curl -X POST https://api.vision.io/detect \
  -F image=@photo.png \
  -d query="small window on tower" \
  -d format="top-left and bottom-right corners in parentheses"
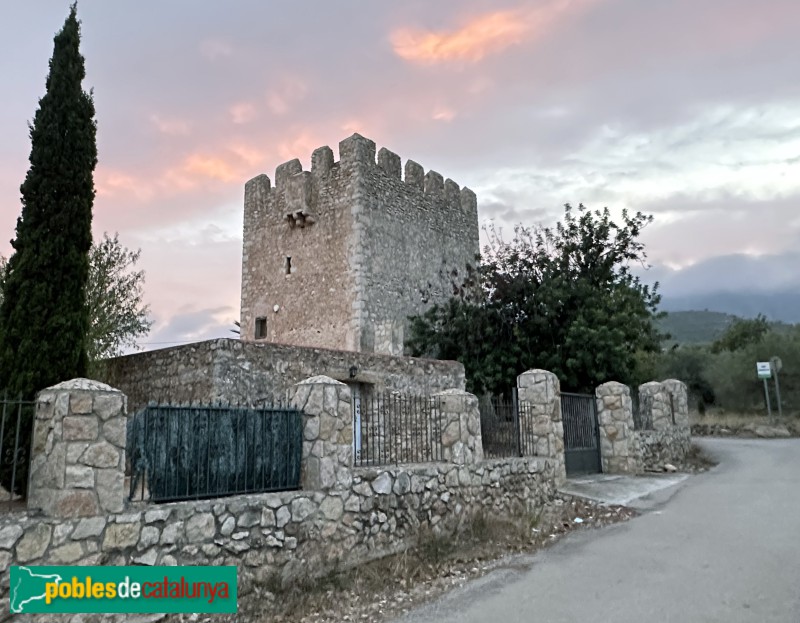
top-left (285, 256), bottom-right (292, 275)
top-left (255, 317), bottom-right (267, 339)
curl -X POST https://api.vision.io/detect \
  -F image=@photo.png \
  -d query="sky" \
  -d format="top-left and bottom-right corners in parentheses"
top-left (1, 0), bottom-right (799, 352)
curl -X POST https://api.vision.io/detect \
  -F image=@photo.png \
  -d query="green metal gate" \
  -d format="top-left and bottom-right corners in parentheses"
top-left (561, 392), bottom-right (602, 475)
top-left (128, 403), bottom-right (303, 503)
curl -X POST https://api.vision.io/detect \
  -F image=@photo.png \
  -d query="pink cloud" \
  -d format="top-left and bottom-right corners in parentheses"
top-left (96, 142), bottom-right (269, 207)
top-left (432, 106), bottom-right (457, 122)
top-left (150, 114), bottom-right (191, 136)
top-left (95, 168), bottom-right (155, 201)
top-left (266, 78), bottom-right (308, 116)
top-left (390, 1), bottom-right (598, 65)
top-left (229, 101), bottom-right (257, 125)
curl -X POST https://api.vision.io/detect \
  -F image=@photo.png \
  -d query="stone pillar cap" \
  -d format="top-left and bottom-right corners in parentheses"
top-left (43, 378), bottom-right (120, 392)
top-left (432, 388), bottom-right (471, 396)
top-left (295, 375), bottom-right (345, 386)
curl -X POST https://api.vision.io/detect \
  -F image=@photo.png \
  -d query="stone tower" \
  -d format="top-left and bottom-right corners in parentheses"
top-left (240, 133), bottom-right (480, 355)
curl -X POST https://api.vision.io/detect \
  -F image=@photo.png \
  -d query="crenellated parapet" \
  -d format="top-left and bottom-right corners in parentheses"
top-left (243, 133), bottom-right (478, 221)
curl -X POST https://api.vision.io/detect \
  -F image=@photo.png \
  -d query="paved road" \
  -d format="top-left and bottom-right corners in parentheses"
top-left (391, 438), bottom-right (800, 623)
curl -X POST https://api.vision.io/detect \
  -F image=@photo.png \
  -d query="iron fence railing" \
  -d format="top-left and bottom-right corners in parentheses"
top-left (127, 402), bottom-right (303, 503)
top-left (353, 393), bottom-right (444, 466)
top-left (0, 393), bottom-right (35, 510)
top-left (478, 390), bottom-right (537, 459)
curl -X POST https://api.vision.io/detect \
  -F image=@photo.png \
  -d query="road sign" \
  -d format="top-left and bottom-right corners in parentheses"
top-left (757, 362), bottom-right (771, 379)
top-left (770, 356), bottom-right (782, 373)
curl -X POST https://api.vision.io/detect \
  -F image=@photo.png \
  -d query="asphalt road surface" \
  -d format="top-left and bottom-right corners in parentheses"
top-left (391, 438), bottom-right (800, 623)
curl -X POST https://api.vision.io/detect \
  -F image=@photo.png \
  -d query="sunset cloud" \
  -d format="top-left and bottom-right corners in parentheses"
top-left (266, 78), bottom-right (308, 116)
top-left (391, 1), bottom-right (597, 64)
top-left (3, 0), bottom-right (800, 348)
top-left (96, 142), bottom-right (268, 203)
top-left (229, 101), bottom-right (257, 124)
top-left (150, 114), bottom-right (191, 136)
top-left (95, 168), bottom-right (154, 201)
top-left (432, 107), bottom-right (457, 122)
top-left (167, 143), bottom-right (269, 189)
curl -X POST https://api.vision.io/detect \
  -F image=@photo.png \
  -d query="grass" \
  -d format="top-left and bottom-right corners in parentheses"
top-left (690, 409), bottom-right (800, 436)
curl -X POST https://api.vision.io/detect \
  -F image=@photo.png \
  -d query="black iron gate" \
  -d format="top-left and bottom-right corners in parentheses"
top-left (478, 389), bottom-right (536, 458)
top-left (561, 392), bottom-right (601, 475)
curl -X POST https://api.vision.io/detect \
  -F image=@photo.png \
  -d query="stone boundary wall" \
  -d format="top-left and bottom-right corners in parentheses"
top-left (2, 457), bottom-right (557, 608)
top-left (594, 379), bottom-right (691, 473)
top-left (636, 427), bottom-right (691, 470)
top-left (97, 338), bottom-right (465, 410)
top-left (0, 376), bottom-right (558, 618)
top-left (634, 379), bottom-right (691, 470)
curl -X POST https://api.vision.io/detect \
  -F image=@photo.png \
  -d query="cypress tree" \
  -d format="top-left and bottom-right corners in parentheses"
top-left (0, 4), bottom-right (96, 493)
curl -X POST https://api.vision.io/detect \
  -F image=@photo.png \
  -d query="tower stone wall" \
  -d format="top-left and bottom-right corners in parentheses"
top-left (240, 133), bottom-right (480, 355)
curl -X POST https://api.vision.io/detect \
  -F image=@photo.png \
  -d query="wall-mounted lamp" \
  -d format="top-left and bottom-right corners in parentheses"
top-left (349, 365), bottom-right (358, 379)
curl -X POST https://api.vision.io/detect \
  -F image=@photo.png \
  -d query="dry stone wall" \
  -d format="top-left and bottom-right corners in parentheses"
top-left (593, 380), bottom-right (691, 474)
top-left (1, 376), bottom-right (558, 620)
top-left (3, 457), bottom-right (556, 613)
top-left (97, 338), bottom-right (465, 411)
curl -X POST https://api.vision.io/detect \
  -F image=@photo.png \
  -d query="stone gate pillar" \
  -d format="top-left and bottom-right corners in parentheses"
top-left (596, 382), bottom-right (640, 474)
top-left (639, 381), bottom-right (673, 430)
top-left (517, 369), bottom-right (566, 483)
top-left (432, 389), bottom-right (483, 465)
top-left (661, 379), bottom-right (690, 428)
top-left (28, 379), bottom-right (127, 517)
top-left (289, 376), bottom-right (353, 491)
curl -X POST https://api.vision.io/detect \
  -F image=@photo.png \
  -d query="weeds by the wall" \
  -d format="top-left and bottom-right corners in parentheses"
top-left (246, 499), bottom-right (632, 623)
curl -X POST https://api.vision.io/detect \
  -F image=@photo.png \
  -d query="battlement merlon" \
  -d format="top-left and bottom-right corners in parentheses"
top-left (243, 132), bottom-right (479, 214)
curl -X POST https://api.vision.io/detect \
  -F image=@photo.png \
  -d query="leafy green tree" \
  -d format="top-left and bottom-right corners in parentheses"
top-left (0, 4), bottom-right (96, 493)
top-left (710, 314), bottom-right (770, 354)
top-left (86, 234), bottom-right (152, 362)
top-left (407, 204), bottom-right (664, 393)
top-left (706, 327), bottom-right (800, 413)
top-left (0, 235), bottom-right (152, 365)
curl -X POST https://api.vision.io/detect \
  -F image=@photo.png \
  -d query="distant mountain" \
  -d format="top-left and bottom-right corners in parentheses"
top-left (659, 292), bottom-right (800, 324)
top-left (655, 311), bottom-right (737, 345)
top-left (655, 309), bottom-right (797, 345)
